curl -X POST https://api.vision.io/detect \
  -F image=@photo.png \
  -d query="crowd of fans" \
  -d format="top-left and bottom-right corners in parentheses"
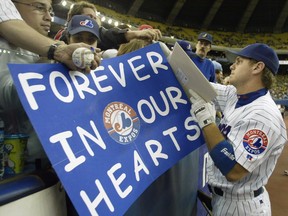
top-left (96, 4), bottom-right (288, 51)
top-left (271, 75), bottom-right (288, 99)
top-left (94, 4), bottom-right (288, 100)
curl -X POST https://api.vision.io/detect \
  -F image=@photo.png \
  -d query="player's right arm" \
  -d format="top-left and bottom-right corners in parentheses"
top-left (189, 88), bottom-right (249, 182)
top-left (201, 123), bottom-right (249, 182)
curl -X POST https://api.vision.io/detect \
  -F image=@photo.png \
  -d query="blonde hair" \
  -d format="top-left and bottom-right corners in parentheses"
top-left (261, 67), bottom-right (275, 89)
top-left (249, 59), bottom-right (275, 89)
top-left (117, 39), bottom-right (150, 56)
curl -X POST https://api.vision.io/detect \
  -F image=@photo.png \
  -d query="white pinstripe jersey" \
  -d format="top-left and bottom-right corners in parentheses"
top-left (0, 0), bottom-right (22, 23)
top-left (207, 83), bottom-right (287, 196)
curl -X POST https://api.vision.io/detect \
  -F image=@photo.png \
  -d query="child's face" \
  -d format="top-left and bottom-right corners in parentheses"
top-left (69, 32), bottom-right (98, 47)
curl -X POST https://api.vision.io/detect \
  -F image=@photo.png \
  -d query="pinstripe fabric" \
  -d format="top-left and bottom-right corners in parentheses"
top-left (207, 83), bottom-right (287, 216)
top-left (211, 188), bottom-right (271, 216)
top-left (0, 0), bottom-right (22, 23)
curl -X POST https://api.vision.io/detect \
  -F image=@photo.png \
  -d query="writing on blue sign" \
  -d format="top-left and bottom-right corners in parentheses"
top-left (11, 44), bottom-right (203, 215)
top-left (18, 51), bottom-right (167, 110)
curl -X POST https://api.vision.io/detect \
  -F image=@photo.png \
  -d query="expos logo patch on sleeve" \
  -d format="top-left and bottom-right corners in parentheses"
top-left (243, 129), bottom-right (268, 155)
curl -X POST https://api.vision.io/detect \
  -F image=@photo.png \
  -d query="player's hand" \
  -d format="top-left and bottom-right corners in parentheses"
top-left (189, 89), bottom-right (216, 129)
top-left (54, 43), bottom-right (101, 72)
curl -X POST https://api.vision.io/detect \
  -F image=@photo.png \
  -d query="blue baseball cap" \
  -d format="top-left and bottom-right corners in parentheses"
top-left (67, 15), bottom-right (99, 39)
top-left (198, 32), bottom-right (213, 44)
top-left (228, 43), bottom-right (279, 75)
top-left (176, 40), bottom-right (197, 58)
top-left (212, 60), bottom-right (223, 71)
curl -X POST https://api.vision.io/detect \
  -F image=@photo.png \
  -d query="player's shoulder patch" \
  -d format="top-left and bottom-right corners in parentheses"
top-left (242, 129), bottom-right (268, 155)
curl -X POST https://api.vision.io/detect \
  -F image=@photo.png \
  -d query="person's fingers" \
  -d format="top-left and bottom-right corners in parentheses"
top-left (95, 53), bottom-right (101, 66)
top-left (89, 60), bottom-right (98, 71)
top-left (153, 29), bottom-right (162, 40)
top-left (90, 61), bottom-right (97, 71)
top-left (87, 52), bottom-right (101, 71)
top-left (95, 47), bottom-right (101, 53)
top-left (82, 46), bottom-right (101, 72)
top-left (84, 66), bottom-right (91, 74)
top-left (140, 29), bottom-right (160, 41)
top-left (146, 29), bottom-right (161, 41)
top-left (149, 30), bottom-right (157, 40)
top-left (55, 43), bottom-right (101, 72)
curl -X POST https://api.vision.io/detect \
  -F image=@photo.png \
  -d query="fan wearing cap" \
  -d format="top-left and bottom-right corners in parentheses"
top-left (189, 43), bottom-right (286, 215)
top-left (176, 40), bottom-right (196, 59)
top-left (212, 60), bottom-right (224, 84)
top-left (176, 32), bottom-right (215, 82)
top-left (65, 15), bottom-right (99, 47)
top-left (194, 32), bottom-right (215, 82)
top-left (138, 24), bottom-right (153, 30)
top-left (54, 1), bottom-right (162, 51)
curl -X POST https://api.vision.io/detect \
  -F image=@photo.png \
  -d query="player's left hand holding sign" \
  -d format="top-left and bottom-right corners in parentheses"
top-left (189, 89), bottom-right (216, 129)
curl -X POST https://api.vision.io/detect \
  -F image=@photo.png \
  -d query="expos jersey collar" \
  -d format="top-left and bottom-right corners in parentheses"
top-left (235, 88), bottom-right (268, 108)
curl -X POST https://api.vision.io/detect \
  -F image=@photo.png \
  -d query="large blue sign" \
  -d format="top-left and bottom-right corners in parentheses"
top-left (9, 43), bottom-right (205, 215)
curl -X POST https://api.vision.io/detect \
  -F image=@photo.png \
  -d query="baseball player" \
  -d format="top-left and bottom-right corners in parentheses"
top-left (189, 43), bottom-right (287, 216)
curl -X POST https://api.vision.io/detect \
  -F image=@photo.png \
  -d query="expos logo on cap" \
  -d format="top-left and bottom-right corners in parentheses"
top-left (67, 15), bottom-right (100, 38)
top-left (198, 32), bottom-right (213, 44)
top-left (80, 19), bottom-right (94, 29)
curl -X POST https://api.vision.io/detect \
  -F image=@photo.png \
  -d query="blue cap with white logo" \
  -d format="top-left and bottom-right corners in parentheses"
top-left (67, 15), bottom-right (99, 39)
top-left (228, 43), bottom-right (279, 75)
top-left (198, 32), bottom-right (213, 44)
top-left (176, 40), bottom-right (197, 59)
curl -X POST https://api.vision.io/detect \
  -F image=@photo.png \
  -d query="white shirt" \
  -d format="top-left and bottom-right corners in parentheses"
top-left (0, 38), bottom-right (48, 164)
top-left (207, 83), bottom-right (287, 195)
top-left (0, 0), bottom-right (22, 23)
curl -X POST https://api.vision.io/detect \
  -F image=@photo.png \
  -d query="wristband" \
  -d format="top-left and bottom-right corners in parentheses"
top-left (209, 140), bottom-right (237, 176)
top-left (47, 43), bottom-right (61, 60)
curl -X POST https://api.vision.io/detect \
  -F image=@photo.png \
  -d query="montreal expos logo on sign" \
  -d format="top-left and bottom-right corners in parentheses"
top-left (103, 102), bottom-right (140, 144)
top-left (243, 129), bottom-right (268, 155)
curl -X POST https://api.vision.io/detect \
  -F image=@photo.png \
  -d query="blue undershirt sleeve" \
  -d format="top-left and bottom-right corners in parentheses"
top-left (209, 140), bottom-right (237, 176)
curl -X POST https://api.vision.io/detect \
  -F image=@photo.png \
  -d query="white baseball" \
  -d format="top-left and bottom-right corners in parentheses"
top-left (72, 47), bottom-right (94, 69)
